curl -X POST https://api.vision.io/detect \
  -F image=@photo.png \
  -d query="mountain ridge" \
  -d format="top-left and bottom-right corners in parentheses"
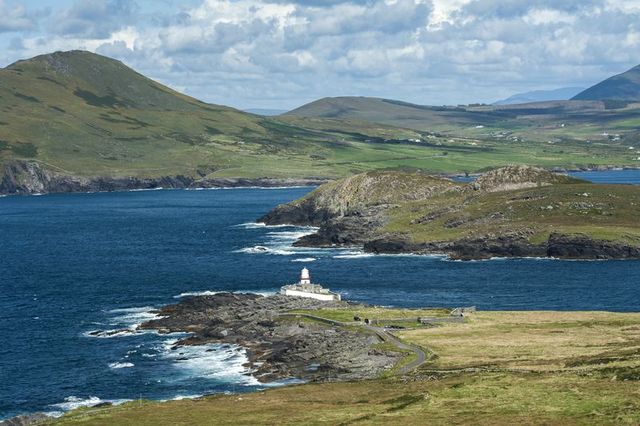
top-left (573, 64), bottom-right (640, 101)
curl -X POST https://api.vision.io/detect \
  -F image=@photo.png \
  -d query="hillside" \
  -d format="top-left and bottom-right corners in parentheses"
top-left (1, 51), bottom-right (639, 195)
top-left (285, 96), bottom-right (640, 153)
top-left (0, 50), bottom-right (432, 193)
top-left (260, 166), bottom-right (640, 260)
top-left (573, 64), bottom-right (640, 102)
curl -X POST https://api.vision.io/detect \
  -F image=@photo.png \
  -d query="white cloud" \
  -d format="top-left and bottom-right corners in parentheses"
top-left (3, 0), bottom-right (640, 109)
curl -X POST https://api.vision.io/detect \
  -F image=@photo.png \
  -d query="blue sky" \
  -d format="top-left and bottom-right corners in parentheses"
top-left (1, 0), bottom-right (640, 109)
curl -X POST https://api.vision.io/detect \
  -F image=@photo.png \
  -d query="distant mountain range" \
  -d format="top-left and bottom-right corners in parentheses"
top-left (494, 87), bottom-right (585, 105)
top-left (573, 64), bottom-right (640, 102)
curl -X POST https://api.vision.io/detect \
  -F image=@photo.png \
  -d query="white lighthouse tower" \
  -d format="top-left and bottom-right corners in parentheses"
top-left (300, 267), bottom-right (311, 284)
top-left (280, 268), bottom-right (341, 301)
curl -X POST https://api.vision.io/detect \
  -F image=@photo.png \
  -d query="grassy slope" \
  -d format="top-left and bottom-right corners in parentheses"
top-left (384, 181), bottom-right (640, 245)
top-left (1, 51), bottom-right (639, 181)
top-left (49, 310), bottom-right (640, 425)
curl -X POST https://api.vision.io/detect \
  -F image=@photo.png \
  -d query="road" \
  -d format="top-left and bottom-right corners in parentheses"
top-left (278, 312), bottom-right (428, 375)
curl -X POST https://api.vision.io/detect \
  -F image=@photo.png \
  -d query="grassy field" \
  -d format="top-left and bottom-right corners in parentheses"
top-left (47, 310), bottom-right (640, 425)
top-left (2, 52), bottom-right (639, 182)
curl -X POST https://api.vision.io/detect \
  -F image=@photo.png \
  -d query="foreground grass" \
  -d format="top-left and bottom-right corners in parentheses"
top-left (47, 311), bottom-right (640, 425)
top-left (49, 373), bottom-right (640, 425)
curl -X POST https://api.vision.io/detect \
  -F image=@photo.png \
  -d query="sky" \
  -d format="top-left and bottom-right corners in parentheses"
top-left (1, 0), bottom-right (640, 110)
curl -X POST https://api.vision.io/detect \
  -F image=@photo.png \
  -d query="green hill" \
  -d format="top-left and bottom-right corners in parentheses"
top-left (573, 64), bottom-right (640, 102)
top-left (0, 50), bottom-right (342, 180)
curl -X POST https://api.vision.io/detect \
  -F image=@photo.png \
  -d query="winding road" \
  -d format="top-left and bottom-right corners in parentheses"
top-left (278, 312), bottom-right (429, 375)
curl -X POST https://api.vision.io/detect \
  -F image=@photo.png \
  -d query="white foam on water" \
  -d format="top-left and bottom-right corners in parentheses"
top-left (173, 290), bottom-right (275, 298)
top-left (48, 396), bottom-right (132, 416)
top-left (128, 187), bottom-right (164, 192)
top-left (333, 251), bottom-right (375, 259)
top-left (161, 340), bottom-right (260, 386)
top-left (83, 329), bottom-right (140, 339)
top-left (84, 306), bottom-right (168, 338)
top-left (291, 257), bottom-right (316, 262)
top-left (108, 306), bottom-right (165, 328)
top-left (109, 362), bottom-right (134, 369)
top-left (233, 222), bottom-right (292, 229)
top-left (266, 230), bottom-right (316, 240)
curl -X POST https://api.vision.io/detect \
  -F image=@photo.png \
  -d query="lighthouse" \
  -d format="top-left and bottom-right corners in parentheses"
top-left (300, 267), bottom-right (311, 284)
top-left (280, 268), bottom-right (341, 301)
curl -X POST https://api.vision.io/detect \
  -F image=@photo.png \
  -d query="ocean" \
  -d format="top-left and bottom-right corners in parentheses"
top-left (1, 170), bottom-right (639, 419)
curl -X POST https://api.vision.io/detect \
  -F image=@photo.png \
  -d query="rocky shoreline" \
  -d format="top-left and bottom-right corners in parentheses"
top-left (0, 160), bottom-right (328, 196)
top-left (138, 293), bottom-right (400, 383)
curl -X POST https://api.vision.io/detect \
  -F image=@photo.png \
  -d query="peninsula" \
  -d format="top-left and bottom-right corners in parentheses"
top-left (35, 295), bottom-right (640, 425)
top-left (259, 165), bottom-right (640, 260)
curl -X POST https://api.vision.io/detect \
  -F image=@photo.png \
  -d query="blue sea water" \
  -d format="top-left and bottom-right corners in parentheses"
top-left (1, 170), bottom-right (639, 419)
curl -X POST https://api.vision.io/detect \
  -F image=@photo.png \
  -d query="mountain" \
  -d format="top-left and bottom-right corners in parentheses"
top-left (493, 87), bottom-right (584, 105)
top-left (0, 50), bottom-right (300, 177)
top-left (572, 64), bottom-right (640, 101)
top-left (284, 96), bottom-right (504, 131)
top-left (0, 50), bottom-right (428, 193)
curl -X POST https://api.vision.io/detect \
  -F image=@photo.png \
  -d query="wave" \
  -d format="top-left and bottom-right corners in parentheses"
top-left (333, 251), bottom-right (375, 259)
top-left (161, 340), bottom-right (260, 386)
top-left (174, 290), bottom-right (275, 298)
top-left (291, 257), bottom-right (316, 262)
top-left (234, 246), bottom-right (303, 256)
top-left (109, 362), bottom-right (134, 369)
top-left (233, 222), bottom-right (292, 229)
top-left (108, 306), bottom-right (165, 328)
top-left (266, 230), bottom-right (317, 240)
top-left (83, 329), bottom-right (140, 339)
top-left (128, 187), bottom-right (164, 192)
top-left (48, 396), bottom-right (132, 416)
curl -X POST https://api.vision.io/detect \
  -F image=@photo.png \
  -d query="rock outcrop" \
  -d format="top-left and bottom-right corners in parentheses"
top-left (139, 293), bottom-right (400, 383)
top-left (471, 165), bottom-right (583, 193)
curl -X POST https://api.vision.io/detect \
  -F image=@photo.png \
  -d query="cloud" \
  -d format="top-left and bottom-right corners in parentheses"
top-left (3, 0), bottom-right (640, 108)
top-left (51, 0), bottom-right (139, 38)
top-left (0, 0), bottom-right (43, 33)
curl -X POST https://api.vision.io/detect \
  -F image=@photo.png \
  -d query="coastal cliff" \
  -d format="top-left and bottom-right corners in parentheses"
top-left (0, 161), bottom-right (327, 195)
top-left (259, 166), bottom-right (640, 260)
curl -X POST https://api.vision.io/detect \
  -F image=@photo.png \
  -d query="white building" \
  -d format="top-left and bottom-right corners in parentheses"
top-left (280, 268), bottom-right (341, 301)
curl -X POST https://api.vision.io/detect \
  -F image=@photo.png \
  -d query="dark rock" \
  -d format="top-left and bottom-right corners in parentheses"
top-left (0, 413), bottom-right (51, 426)
top-left (139, 293), bottom-right (400, 383)
top-left (547, 232), bottom-right (640, 259)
